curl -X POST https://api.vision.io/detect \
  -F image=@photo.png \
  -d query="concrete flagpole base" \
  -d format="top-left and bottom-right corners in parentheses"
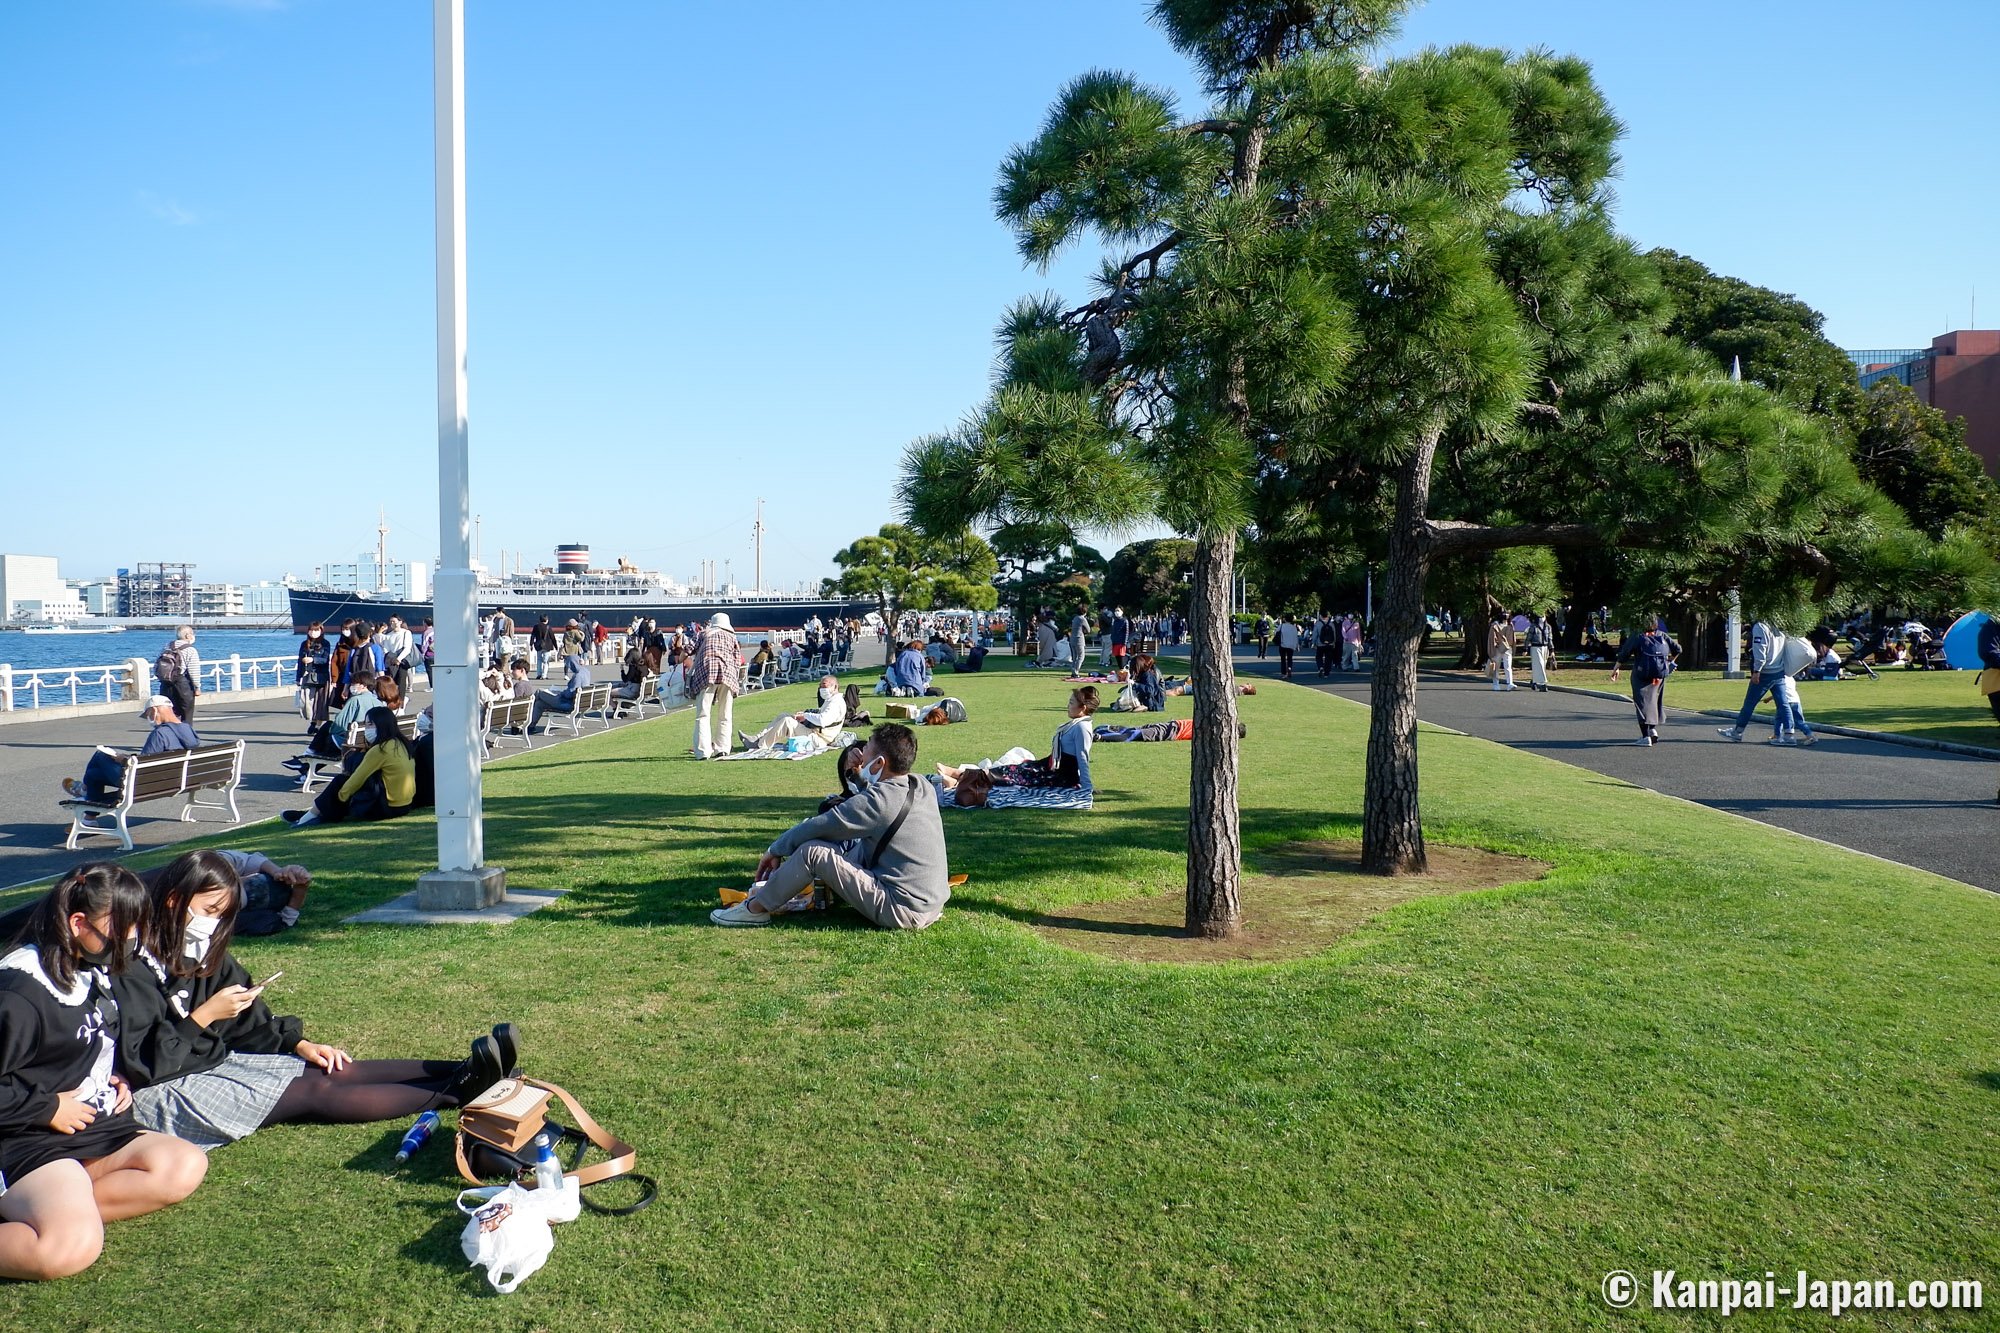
top-left (416, 864), bottom-right (508, 911)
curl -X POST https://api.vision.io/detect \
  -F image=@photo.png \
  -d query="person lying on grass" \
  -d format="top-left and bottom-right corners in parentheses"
top-left (139, 850), bottom-right (309, 937)
top-left (925, 768), bottom-right (991, 808)
top-left (1096, 718), bottom-right (1248, 742)
top-left (0, 864), bottom-right (207, 1282)
top-left (110, 851), bottom-right (513, 1152)
top-left (936, 687), bottom-right (1098, 792)
top-left (711, 723), bottom-right (951, 931)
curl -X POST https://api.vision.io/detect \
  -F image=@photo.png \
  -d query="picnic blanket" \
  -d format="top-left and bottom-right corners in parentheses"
top-left (949, 785), bottom-right (1095, 811)
top-left (715, 730), bottom-right (858, 761)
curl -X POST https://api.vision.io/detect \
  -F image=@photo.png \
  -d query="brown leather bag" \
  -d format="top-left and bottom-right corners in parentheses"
top-left (454, 1077), bottom-right (647, 1208)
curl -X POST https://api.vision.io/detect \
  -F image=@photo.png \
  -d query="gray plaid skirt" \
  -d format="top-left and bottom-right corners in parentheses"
top-left (131, 1053), bottom-right (307, 1150)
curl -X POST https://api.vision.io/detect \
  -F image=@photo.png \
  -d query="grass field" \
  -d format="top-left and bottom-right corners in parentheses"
top-left (2, 659), bottom-right (1997, 1329)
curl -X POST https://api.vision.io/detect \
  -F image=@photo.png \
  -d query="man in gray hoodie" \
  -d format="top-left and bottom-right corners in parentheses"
top-left (1718, 618), bottom-right (1786, 741)
top-left (710, 723), bottom-right (951, 930)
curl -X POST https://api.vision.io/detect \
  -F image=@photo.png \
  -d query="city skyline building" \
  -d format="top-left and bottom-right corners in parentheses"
top-left (0, 554), bottom-right (86, 623)
top-left (1848, 330), bottom-right (2000, 475)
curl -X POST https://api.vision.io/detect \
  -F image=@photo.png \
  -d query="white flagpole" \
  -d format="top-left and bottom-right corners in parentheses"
top-left (1723, 355), bottom-right (1744, 679)
top-left (419, 0), bottom-right (504, 909)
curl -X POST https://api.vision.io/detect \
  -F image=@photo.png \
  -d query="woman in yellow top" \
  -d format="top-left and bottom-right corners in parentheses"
top-left (284, 707), bottom-right (414, 827)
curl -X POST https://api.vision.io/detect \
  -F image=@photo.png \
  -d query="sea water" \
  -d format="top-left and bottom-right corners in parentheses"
top-left (0, 630), bottom-right (303, 708)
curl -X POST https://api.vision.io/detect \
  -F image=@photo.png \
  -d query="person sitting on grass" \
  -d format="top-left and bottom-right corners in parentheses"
top-left (888, 639), bottom-right (933, 697)
top-left (61, 695), bottom-right (199, 804)
top-left (283, 708), bottom-right (413, 827)
top-left (0, 863), bottom-right (208, 1282)
top-left (529, 654), bottom-right (592, 733)
top-left (1130, 654), bottom-right (1165, 711)
top-left (740, 674), bottom-right (847, 752)
top-left (111, 851), bottom-right (512, 1153)
top-left (938, 686), bottom-right (1099, 792)
top-left (710, 723), bottom-right (951, 931)
top-left (138, 851), bottom-right (310, 937)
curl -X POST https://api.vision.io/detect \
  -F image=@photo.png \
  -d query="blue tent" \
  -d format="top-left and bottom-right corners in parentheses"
top-left (1942, 610), bottom-right (1992, 670)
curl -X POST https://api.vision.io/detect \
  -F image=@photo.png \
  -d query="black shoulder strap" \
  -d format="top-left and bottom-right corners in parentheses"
top-left (868, 777), bottom-right (921, 870)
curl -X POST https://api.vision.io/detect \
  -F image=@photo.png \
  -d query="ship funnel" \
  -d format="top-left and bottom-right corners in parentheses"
top-left (555, 544), bottom-right (589, 576)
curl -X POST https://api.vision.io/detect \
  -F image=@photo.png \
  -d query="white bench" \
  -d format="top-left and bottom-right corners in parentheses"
top-left (61, 740), bottom-right (246, 852)
top-left (564, 681), bottom-right (618, 734)
top-left (293, 714), bottom-right (420, 792)
top-left (613, 673), bottom-right (661, 720)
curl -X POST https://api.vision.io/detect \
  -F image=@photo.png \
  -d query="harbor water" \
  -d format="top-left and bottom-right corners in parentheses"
top-left (0, 629), bottom-right (301, 710)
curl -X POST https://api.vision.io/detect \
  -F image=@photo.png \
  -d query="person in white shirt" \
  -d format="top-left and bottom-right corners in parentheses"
top-left (380, 616), bottom-right (416, 700)
top-left (740, 675), bottom-right (848, 751)
top-left (1275, 616), bottom-right (1302, 680)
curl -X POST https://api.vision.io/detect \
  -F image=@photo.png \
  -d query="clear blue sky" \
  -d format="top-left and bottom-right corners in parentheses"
top-left (2, 1), bottom-right (1994, 587)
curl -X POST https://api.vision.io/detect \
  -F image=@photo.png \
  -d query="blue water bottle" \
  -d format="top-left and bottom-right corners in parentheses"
top-left (394, 1109), bottom-right (441, 1163)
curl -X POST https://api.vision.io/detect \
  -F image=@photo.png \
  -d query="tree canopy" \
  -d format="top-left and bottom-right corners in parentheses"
top-left (1103, 538), bottom-right (1198, 613)
top-left (824, 524), bottom-right (999, 620)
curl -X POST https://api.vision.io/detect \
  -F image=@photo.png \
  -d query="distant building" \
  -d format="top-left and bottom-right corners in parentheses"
top-left (1847, 331), bottom-right (2000, 475)
top-left (118, 563), bottom-right (197, 618)
top-left (1, 555), bottom-right (86, 623)
top-left (319, 553), bottom-right (430, 602)
top-left (68, 579), bottom-right (119, 615)
top-left (240, 579), bottom-right (297, 618)
top-left (193, 583), bottom-right (244, 617)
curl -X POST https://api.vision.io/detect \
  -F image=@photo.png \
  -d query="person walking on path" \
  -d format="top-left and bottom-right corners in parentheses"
top-left (1717, 617), bottom-right (1788, 742)
top-left (690, 612), bottom-right (744, 759)
top-left (1618, 619), bottom-right (1681, 745)
top-left (1255, 614), bottom-right (1272, 660)
top-left (1979, 614), bottom-right (2000, 728)
top-left (155, 627), bottom-right (200, 725)
top-left (1275, 615), bottom-right (1301, 680)
top-left (1525, 612), bottom-right (1554, 692)
top-left (1341, 613), bottom-right (1363, 671)
top-left (1487, 613), bottom-right (1517, 692)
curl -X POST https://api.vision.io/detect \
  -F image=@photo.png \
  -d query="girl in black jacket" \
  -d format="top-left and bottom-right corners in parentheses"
top-left (112, 851), bottom-right (513, 1151)
top-left (0, 863), bottom-right (207, 1281)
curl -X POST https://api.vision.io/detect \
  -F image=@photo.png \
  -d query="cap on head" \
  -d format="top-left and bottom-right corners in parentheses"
top-left (708, 612), bottom-right (732, 631)
top-left (142, 693), bottom-right (174, 717)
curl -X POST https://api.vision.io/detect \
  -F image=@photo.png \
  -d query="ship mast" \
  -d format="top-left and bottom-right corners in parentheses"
top-left (752, 498), bottom-right (765, 593)
top-left (376, 509), bottom-right (390, 592)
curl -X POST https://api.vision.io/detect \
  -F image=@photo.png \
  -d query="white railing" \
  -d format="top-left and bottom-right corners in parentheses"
top-left (0, 655), bottom-right (296, 712)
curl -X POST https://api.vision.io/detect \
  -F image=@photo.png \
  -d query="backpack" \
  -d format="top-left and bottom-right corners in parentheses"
top-left (1636, 632), bottom-right (1674, 679)
top-left (155, 642), bottom-right (182, 683)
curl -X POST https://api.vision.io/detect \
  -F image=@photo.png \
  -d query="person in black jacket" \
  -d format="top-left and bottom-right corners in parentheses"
top-left (0, 863), bottom-right (208, 1281)
top-left (1979, 614), bottom-right (2000, 727)
top-left (112, 852), bottom-right (512, 1151)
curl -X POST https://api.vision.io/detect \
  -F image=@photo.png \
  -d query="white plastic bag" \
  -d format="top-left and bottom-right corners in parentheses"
top-left (456, 1178), bottom-right (579, 1293)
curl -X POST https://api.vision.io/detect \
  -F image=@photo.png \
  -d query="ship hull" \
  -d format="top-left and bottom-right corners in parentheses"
top-left (287, 588), bottom-right (878, 636)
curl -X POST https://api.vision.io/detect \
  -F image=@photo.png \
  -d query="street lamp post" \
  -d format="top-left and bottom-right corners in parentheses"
top-left (417, 0), bottom-right (504, 911)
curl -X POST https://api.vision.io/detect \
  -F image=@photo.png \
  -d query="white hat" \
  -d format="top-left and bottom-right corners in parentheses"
top-left (707, 612), bottom-right (733, 631)
top-left (141, 693), bottom-right (174, 717)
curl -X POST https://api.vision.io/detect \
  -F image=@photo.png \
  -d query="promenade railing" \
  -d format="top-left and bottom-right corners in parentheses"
top-left (0, 655), bottom-right (296, 712)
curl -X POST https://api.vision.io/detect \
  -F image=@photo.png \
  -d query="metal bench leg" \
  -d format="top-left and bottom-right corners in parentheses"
top-left (115, 807), bottom-right (133, 852)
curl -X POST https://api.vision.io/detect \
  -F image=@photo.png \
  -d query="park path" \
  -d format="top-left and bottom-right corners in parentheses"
top-left (1218, 646), bottom-right (1998, 893)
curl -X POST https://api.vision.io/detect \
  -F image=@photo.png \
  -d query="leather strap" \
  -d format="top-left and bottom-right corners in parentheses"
top-left (455, 1077), bottom-right (636, 1188)
top-left (867, 777), bottom-right (920, 871)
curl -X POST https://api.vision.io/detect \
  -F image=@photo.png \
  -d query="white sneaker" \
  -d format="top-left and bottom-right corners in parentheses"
top-left (709, 902), bottom-right (770, 927)
top-left (1716, 727), bottom-right (1743, 741)
top-left (1632, 736), bottom-right (1652, 746)
top-left (1768, 736), bottom-right (1795, 747)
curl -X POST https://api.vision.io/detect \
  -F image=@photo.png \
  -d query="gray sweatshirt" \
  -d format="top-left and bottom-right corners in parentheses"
top-left (767, 773), bottom-right (951, 916)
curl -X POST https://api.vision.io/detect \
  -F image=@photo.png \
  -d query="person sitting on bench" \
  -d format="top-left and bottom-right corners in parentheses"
top-left (709, 723), bottom-right (951, 930)
top-left (296, 671), bottom-right (380, 762)
top-left (740, 675), bottom-right (848, 751)
top-left (529, 654), bottom-right (591, 733)
top-left (61, 695), bottom-right (199, 802)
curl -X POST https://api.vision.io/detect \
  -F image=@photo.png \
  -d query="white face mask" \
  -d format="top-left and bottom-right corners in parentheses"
top-left (183, 913), bottom-right (220, 963)
top-left (363, 724), bottom-right (379, 743)
top-left (858, 757), bottom-right (884, 788)
top-left (819, 686), bottom-right (836, 702)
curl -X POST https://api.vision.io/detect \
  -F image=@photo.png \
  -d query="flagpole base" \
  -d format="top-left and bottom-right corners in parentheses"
top-left (416, 865), bottom-right (507, 912)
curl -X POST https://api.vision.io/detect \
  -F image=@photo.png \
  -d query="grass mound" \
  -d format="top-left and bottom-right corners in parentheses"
top-left (1034, 838), bottom-right (1549, 963)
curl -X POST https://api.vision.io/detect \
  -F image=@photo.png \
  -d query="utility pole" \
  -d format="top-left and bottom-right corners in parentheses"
top-left (376, 509), bottom-right (391, 592)
top-left (752, 498), bottom-right (765, 593)
top-left (417, 0), bottom-right (504, 911)
top-left (1724, 356), bottom-right (1744, 679)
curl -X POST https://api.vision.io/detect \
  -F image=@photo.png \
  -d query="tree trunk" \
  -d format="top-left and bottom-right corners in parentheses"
top-left (1184, 527), bottom-right (1242, 937)
top-left (1362, 430), bottom-right (1440, 876)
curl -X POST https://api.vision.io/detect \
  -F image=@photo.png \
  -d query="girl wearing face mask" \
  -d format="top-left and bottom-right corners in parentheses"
top-left (0, 863), bottom-right (208, 1282)
top-left (111, 851), bottom-right (511, 1152)
top-left (738, 674), bottom-right (849, 752)
top-left (286, 706), bottom-right (413, 828)
top-left (296, 622), bottom-right (333, 733)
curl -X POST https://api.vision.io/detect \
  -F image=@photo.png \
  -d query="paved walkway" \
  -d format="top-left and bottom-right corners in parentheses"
top-left (1224, 649), bottom-right (1997, 893)
top-left (0, 641), bottom-right (891, 892)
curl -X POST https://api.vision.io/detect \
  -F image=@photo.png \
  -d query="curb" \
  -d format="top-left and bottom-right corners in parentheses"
top-left (1543, 683), bottom-right (2000, 761)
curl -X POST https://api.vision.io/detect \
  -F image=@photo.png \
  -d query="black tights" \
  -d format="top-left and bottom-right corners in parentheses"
top-left (264, 1058), bottom-right (462, 1127)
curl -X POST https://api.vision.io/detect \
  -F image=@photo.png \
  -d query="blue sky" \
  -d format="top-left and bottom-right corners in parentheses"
top-left (2, 1), bottom-right (1994, 587)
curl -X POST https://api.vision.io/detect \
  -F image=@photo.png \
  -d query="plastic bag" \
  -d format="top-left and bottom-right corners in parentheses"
top-left (457, 1177), bottom-right (580, 1292)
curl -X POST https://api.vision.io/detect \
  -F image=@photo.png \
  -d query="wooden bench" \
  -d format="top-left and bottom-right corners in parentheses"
top-left (293, 713), bottom-right (421, 792)
top-left (61, 740), bottom-right (246, 852)
top-left (484, 695), bottom-right (535, 751)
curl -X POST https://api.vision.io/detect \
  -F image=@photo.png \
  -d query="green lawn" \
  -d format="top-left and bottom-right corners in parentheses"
top-left (1541, 662), bottom-right (1999, 750)
top-left (3, 660), bottom-right (1997, 1329)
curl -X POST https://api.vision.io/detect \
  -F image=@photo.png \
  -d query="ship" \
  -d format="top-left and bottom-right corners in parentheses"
top-left (286, 542), bottom-right (877, 635)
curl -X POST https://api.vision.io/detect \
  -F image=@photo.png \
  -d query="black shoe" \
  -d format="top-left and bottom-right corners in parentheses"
top-left (281, 758), bottom-right (307, 772)
top-left (1237, 722), bottom-right (1249, 738)
top-left (281, 809), bottom-right (305, 823)
top-left (489, 1022), bottom-right (520, 1077)
top-left (446, 1035), bottom-right (505, 1107)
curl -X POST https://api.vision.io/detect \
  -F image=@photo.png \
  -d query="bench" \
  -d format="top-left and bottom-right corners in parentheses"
top-left (612, 673), bottom-right (661, 720)
top-left (484, 696), bottom-right (535, 751)
top-left (293, 713), bottom-right (421, 792)
top-left (61, 740), bottom-right (246, 852)
top-left (551, 681), bottom-right (617, 735)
